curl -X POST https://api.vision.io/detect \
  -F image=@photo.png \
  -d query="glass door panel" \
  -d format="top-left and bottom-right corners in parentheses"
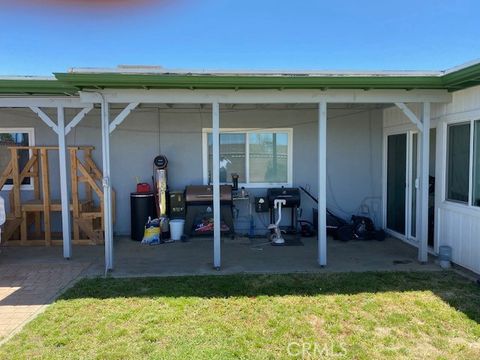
top-left (387, 134), bottom-right (407, 235)
top-left (410, 133), bottom-right (418, 238)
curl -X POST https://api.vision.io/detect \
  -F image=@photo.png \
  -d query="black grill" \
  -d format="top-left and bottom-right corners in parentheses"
top-left (267, 187), bottom-right (301, 234)
top-left (184, 185), bottom-right (234, 236)
top-left (267, 188), bottom-right (301, 207)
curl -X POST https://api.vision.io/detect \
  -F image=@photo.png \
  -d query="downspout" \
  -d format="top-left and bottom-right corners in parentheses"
top-left (86, 91), bottom-right (114, 276)
top-left (101, 93), bottom-right (114, 275)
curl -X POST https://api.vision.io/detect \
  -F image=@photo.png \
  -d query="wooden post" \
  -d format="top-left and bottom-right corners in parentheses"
top-left (70, 148), bottom-right (80, 242)
top-left (33, 149), bottom-right (41, 238)
top-left (20, 209), bottom-right (27, 244)
top-left (40, 148), bottom-right (51, 246)
top-left (84, 148), bottom-right (93, 204)
top-left (10, 148), bottom-right (21, 218)
top-left (8, 190), bottom-right (14, 217)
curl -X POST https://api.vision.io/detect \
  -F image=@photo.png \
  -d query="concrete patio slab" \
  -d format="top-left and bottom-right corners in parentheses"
top-left (109, 235), bottom-right (440, 277)
top-left (0, 247), bottom-right (96, 342)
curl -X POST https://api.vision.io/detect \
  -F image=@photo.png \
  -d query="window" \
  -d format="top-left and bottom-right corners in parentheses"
top-left (0, 128), bottom-right (35, 190)
top-left (203, 129), bottom-right (292, 187)
top-left (249, 132), bottom-right (289, 184)
top-left (473, 121), bottom-right (480, 206)
top-left (446, 123), bottom-right (470, 203)
top-left (445, 120), bottom-right (480, 207)
top-left (207, 133), bottom-right (246, 183)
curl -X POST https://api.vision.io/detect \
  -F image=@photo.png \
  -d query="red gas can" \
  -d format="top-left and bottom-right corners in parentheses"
top-left (136, 183), bottom-right (151, 193)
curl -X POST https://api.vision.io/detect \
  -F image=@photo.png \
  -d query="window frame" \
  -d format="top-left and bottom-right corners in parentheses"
top-left (0, 127), bottom-right (35, 191)
top-left (445, 122), bottom-right (471, 204)
top-left (472, 120), bottom-right (480, 207)
top-left (444, 119), bottom-right (480, 208)
top-left (202, 128), bottom-right (293, 188)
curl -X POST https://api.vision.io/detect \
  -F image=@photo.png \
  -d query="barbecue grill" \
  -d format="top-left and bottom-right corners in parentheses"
top-left (267, 187), bottom-right (301, 233)
top-left (184, 185), bottom-right (234, 236)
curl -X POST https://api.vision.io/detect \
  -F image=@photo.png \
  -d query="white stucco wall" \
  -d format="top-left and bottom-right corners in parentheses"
top-left (0, 105), bottom-right (383, 236)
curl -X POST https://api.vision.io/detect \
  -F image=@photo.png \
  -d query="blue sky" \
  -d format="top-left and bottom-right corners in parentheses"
top-left (0, 0), bottom-right (479, 75)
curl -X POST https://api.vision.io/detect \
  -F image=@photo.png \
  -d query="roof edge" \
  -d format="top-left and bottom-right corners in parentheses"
top-left (2, 59), bottom-right (480, 95)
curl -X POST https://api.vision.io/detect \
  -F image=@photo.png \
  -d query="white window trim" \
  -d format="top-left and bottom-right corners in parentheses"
top-left (444, 119), bottom-right (480, 208)
top-left (202, 127), bottom-right (293, 188)
top-left (0, 127), bottom-right (35, 191)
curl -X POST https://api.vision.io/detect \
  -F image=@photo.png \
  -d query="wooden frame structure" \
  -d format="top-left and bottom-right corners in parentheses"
top-left (0, 146), bottom-right (114, 246)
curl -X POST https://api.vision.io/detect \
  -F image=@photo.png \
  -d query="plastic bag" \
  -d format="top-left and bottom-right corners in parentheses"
top-left (141, 217), bottom-right (161, 245)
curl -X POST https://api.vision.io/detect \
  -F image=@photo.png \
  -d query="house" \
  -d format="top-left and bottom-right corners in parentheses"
top-left (0, 60), bottom-right (480, 275)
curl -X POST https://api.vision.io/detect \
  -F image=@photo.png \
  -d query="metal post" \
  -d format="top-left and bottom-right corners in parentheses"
top-left (57, 106), bottom-right (72, 259)
top-left (101, 99), bottom-right (114, 271)
top-left (318, 100), bottom-right (327, 266)
top-left (418, 102), bottom-right (430, 263)
top-left (212, 102), bottom-right (221, 269)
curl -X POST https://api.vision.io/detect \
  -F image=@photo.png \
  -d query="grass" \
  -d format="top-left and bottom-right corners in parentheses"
top-left (1, 271), bottom-right (480, 359)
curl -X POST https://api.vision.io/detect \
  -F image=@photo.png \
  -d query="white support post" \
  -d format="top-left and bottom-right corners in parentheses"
top-left (418, 102), bottom-right (430, 263)
top-left (212, 102), bottom-right (221, 269)
top-left (318, 100), bottom-right (327, 266)
top-left (57, 106), bottom-right (72, 259)
top-left (434, 120), bottom-right (446, 254)
top-left (21, 102), bottom-right (94, 260)
top-left (101, 99), bottom-right (114, 271)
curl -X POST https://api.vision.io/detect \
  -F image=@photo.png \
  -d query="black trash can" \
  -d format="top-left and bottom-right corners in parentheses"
top-left (130, 192), bottom-right (156, 241)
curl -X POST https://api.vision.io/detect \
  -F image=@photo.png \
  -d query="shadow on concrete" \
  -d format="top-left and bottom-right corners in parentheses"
top-left (0, 245), bottom-right (99, 306)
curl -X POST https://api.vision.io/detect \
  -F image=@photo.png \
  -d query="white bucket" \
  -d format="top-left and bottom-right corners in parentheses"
top-left (169, 219), bottom-right (185, 241)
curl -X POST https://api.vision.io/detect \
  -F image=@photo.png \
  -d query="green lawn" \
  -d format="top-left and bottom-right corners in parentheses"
top-left (1, 271), bottom-right (480, 359)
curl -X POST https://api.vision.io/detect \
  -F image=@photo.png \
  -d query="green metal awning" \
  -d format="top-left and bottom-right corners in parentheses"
top-left (0, 78), bottom-right (78, 95)
top-left (53, 72), bottom-right (447, 91)
top-left (1, 59), bottom-right (480, 96)
top-left (441, 61), bottom-right (480, 89)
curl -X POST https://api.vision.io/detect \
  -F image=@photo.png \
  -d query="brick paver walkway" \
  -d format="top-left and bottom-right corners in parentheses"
top-left (0, 262), bottom-right (90, 341)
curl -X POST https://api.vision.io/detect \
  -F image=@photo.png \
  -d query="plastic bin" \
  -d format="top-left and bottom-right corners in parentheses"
top-left (438, 245), bottom-right (452, 269)
top-left (170, 219), bottom-right (185, 241)
top-left (130, 192), bottom-right (156, 241)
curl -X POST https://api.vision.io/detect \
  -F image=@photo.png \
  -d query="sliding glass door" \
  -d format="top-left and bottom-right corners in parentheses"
top-left (409, 133), bottom-right (418, 238)
top-left (387, 134), bottom-right (407, 235)
top-left (386, 132), bottom-right (419, 240)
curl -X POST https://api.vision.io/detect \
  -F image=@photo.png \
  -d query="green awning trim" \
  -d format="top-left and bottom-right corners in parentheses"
top-left (442, 62), bottom-right (480, 89)
top-left (2, 60), bottom-right (480, 96)
top-left (53, 72), bottom-right (446, 90)
top-left (0, 79), bottom-right (78, 95)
